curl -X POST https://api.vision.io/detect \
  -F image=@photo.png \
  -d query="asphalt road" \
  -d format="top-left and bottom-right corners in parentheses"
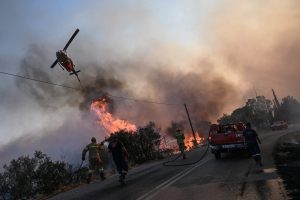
top-left (50, 125), bottom-right (300, 200)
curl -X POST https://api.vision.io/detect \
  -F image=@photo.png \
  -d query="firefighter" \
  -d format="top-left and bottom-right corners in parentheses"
top-left (243, 123), bottom-right (263, 167)
top-left (108, 134), bottom-right (129, 185)
top-left (175, 128), bottom-right (186, 160)
top-left (82, 137), bottom-right (106, 184)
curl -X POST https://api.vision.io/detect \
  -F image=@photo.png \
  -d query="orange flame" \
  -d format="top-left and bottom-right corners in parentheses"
top-left (161, 132), bottom-right (204, 151)
top-left (90, 97), bottom-right (137, 136)
top-left (184, 132), bottom-right (204, 151)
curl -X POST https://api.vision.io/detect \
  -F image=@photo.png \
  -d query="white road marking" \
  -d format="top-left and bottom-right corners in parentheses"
top-left (136, 157), bottom-right (211, 200)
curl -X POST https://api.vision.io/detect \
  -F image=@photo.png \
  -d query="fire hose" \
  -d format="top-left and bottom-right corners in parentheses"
top-left (72, 160), bottom-right (85, 182)
top-left (162, 139), bottom-right (209, 167)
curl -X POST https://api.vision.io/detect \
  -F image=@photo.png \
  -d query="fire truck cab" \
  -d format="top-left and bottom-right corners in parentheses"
top-left (208, 123), bottom-right (248, 159)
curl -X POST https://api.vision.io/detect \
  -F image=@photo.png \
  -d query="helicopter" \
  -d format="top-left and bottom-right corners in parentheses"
top-left (50, 28), bottom-right (81, 83)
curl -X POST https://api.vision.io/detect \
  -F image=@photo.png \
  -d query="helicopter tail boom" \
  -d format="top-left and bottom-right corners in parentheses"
top-left (70, 70), bottom-right (81, 83)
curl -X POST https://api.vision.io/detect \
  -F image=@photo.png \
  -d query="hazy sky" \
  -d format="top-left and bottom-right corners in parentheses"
top-left (0, 0), bottom-right (299, 163)
top-left (0, 0), bottom-right (218, 145)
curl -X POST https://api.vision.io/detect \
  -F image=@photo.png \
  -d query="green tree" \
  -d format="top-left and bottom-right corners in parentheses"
top-left (110, 122), bottom-right (162, 164)
top-left (0, 172), bottom-right (9, 200)
top-left (0, 151), bottom-right (74, 199)
top-left (280, 96), bottom-right (300, 123)
top-left (112, 129), bottom-right (145, 163)
top-left (3, 155), bottom-right (37, 199)
top-left (218, 96), bottom-right (273, 128)
top-left (217, 113), bottom-right (235, 124)
top-left (34, 151), bottom-right (71, 194)
top-left (137, 122), bottom-right (161, 160)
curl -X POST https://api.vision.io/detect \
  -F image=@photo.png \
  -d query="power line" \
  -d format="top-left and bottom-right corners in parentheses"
top-left (106, 94), bottom-right (183, 106)
top-left (0, 71), bottom-right (80, 91)
top-left (0, 70), bottom-right (184, 106)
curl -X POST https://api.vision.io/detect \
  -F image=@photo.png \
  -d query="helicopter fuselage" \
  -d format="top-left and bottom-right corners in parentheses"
top-left (50, 29), bottom-right (81, 83)
top-left (56, 50), bottom-right (74, 72)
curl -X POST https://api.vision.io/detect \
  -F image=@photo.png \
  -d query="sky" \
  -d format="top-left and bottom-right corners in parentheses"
top-left (0, 0), bottom-right (300, 165)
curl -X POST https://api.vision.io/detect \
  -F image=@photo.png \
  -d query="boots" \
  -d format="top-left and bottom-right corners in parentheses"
top-left (254, 155), bottom-right (263, 167)
top-left (119, 173), bottom-right (126, 185)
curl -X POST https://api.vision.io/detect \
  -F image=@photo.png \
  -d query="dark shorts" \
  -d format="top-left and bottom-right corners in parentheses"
top-left (247, 142), bottom-right (261, 156)
top-left (113, 158), bottom-right (128, 174)
top-left (178, 143), bottom-right (185, 152)
top-left (88, 157), bottom-right (104, 173)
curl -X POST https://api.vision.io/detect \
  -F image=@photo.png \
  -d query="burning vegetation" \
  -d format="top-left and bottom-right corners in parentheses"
top-left (184, 132), bottom-right (204, 151)
top-left (89, 96), bottom-right (205, 152)
top-left (90, 96), bottom-right (137, 136)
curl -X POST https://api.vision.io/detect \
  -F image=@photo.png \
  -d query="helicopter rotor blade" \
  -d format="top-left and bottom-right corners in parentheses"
top-left (63, 28), bottom-right (80, 51)
top-left (50, 59), bottom-right (58, 68)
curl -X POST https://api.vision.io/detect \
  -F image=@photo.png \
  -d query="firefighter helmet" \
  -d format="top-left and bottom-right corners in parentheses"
top-left (91, 137), bottom-right (96, 142)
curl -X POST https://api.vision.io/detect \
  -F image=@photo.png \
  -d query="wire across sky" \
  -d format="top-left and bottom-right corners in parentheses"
top-left (0, 70), bottom-right (184, 106)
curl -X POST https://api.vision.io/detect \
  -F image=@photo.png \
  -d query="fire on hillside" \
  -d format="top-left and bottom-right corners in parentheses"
top-left (90, 96), bottom-right (204, 150)
top-left (90, 96), bottom-right (137, 136)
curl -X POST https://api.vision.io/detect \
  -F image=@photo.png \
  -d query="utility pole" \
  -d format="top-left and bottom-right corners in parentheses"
top-left (272, 89), bottom-right (280, 110)
top-left (272, 88), bottom-right (281, 120)
top-left (184, 103), bottom-right (197, 147)
top-left (163, 136), bottom-right (167, 148)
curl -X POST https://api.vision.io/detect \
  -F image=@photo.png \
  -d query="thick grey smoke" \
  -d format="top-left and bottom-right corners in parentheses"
top-left (16, 45), bottom-right (67, 109)
top-left (78, 68), bottom-right (124, 111)
top-left (109, 61), bottom-right (238, 135)
top-left (15, 44), bottom-right (125, 110)
top-left (2, 38), bottom-right (236, 166)
top-left (15, 41), bottom-right (236, 125)
top-left (3, 0), bottom-right (300, 166)
top-left (208, 0), bottom-right (300, 99)
top-left (0, 113), bottom-right (102, 168)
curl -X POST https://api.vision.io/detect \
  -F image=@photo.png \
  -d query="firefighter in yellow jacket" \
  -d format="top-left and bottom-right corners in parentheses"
top-left (82, 137), bottom-right (106, 183)
top-left (175, 129), bottom-right (186, 159)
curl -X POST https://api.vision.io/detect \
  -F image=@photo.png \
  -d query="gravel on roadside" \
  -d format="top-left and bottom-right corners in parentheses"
top-left (273, 132), bottom-right (300, 200)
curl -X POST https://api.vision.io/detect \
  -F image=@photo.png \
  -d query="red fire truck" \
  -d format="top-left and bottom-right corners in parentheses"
top-left (208, 123), bottom-right (248, 159)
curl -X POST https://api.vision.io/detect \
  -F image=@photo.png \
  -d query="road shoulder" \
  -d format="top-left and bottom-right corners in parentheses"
top-left (273, 131), bottom-right (300, 199)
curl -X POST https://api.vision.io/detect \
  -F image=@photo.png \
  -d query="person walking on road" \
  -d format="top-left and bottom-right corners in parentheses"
top-left (243, 123), bottom-right (263, 167)
top-left (108, 134), bottom-right (129, 185)
top-left (82, 137), bottom-right (106, 184)
top-left (175, 128), bottom-right (186, 160)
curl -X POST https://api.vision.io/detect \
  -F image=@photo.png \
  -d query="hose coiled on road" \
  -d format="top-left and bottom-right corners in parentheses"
top-left (162, 140), bottom-right (210, 167)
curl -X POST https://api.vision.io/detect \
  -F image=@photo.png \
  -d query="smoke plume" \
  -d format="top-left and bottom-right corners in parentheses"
top-left (209, 0), bottom-right (300, 99)
top-left (2, 1), bottom-right (300, 165)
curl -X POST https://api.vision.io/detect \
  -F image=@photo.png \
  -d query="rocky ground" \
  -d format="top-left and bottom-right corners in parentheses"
top-left (273, 131), bottom-right (300, 200)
